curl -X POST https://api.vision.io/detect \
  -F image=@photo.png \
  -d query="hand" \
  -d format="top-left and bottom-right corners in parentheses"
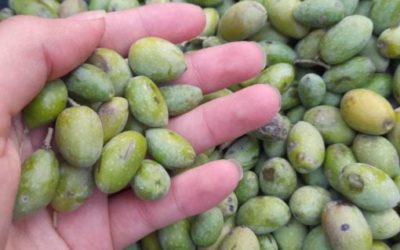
top-left (0, 4), bottom-right (280, 250)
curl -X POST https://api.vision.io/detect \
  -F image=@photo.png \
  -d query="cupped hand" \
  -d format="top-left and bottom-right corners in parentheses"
top-left (0, 3), bottom-right (280, 250)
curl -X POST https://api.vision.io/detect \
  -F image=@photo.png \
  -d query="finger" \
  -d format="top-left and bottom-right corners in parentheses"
top-left (9, 115), bottom-right (47, 161)
top-left (0, 3), bottom-right (205, 133)
top-left (168, 84), bottom-right (281, 154)
top-left (172, 42), bottom-right (266, 93)
top-left (9, 210), bottom-right (68, 250)
top-left (0, 13), bottom-right (105, 247)
top-left (100, 3), bottom-right (205, 55)
top-left (109, 160), bottom-right (241, 250)
top-left (0, 139), bottom-right (20, 248)
top-left (56, 190), bottom-right (114, 250)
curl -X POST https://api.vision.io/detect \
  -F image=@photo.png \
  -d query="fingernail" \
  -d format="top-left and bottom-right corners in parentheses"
top-left (229, 159), bottom-right (243, 181)
top-left (269, 85), bottom-right (282, 112)
top-left (252, 42), bottom-right (267, 69)
top-left (68, 10), bottom-right (106, 20)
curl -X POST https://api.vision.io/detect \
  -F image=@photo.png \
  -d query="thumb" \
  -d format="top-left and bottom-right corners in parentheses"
top-left (0, 12), bottom-right (105, 248)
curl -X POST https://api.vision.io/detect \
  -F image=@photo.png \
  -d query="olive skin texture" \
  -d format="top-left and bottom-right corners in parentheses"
top-left (264, 0), bottom-right (310, 39)
top-left (339, 0), bottom-right (359, 16)
top-left (218, 1), bottom-right (267, 41)
top-left (125, 76), bottom-right (169, 128)
top-left (146, 128), bottom-right (195, 169)
top-left (360, 37), bottom-right (390, 73)
top-left (393, 65), bottom-right (400, 104)
top-left (301, 167), bottom-right (330, 189)
top-left (323, 57), bottom-right (376, 94)
top-left (289, 186), bottom-right (332, 226)
top-left (95, 131), bottom-right (147, 194)
top-left (258, 40), bottom-right (297, 65)
top-left (219, 226), bottom-right (260, 250)
top-left (340, 88), bottom-right (395, 135)
top-left (298, 73), bottom-right (326, 109)
top-left (88, 0), bottom-right (110, 10)
top-left (140, 232), bottom-right (161, 250)
top-left (273, 218), bottom-right (308, 250)
top-left (322, 201), bottom-right (373, 250)
top-left (87, 47), bottom-right (132, 96)
top-left (201, 8), bottom-right (220, 36)
top-left (23, 79), bottom-right (68, 129)
top-left (51, 160), bottom-right (93, 212)
top-left (363, 209), bottom-right (400, 240)
top-left (107, 0), bottom-right (139, 12)
top-left (293, 0), bottom-right (345, 28)
top-left (66, 63), bottom-right (115, 103)
top-left (58, 0), bottom-right (87, 18)
top-left (378, 25), bottom-right (400, 59)
top-left (224, 135), bottom-right (260, 171)
top-left (338, 163), bottom-right (400, 211)
top-left (236, 196), bottom-right (291, 235)
top-left (98, 97), bottom-right (129, 142)
top-left (128, 37), bottom-right (186, 82)
top-left (14, 149), bottom-right (59, 219)
top-left (256, 63), bottom-right (295, 93)
top-left (199, 217), bottom-right (235, 250)
top-left (217, 192), bottom-right (238, 218)
top-left (364, 73), bottom-right (392, 97)
top-left (9, 0), bottom-right (57, 18)
top-left (320, 15), bottom-right (373, 65)
top-left (160, 84), bottom-right (203, 116)
top-left (303, 105), bottom-right (355, 145)
top-left (303, 226), bottom-right (332, 250)
top-left (250, 114), bottom-right (291, 141)
top-left (55, 106), bottom-right (104, 168)
top-left (131, 159), bottom-right (170, 201)
top-left (158, 219), bottom-right (195, 250)
top-left (370, 0), bottom-right (400, 35)
top-left (388, 107), bottom-right (400, 154)
top-left (259, 157), bottom-right (297, 200)
top-left (258, 234), bottom-right (278, 250)
top-left (190, 207), bottom-right (224, 247)
top-left (186, 0), bottom-right (223, 7)
top-left (352, 134), bottom-right (400, 177)
top-left (124, 114), bottom-right (147, 134)
top-left (287, 121), bottom-right (325, 174)
top-left (323, 143), bottom-right (356, 191)
top-left (235, 170), bottom-right (259, 204)
top-left (295, 29), bottom-right (326, 61)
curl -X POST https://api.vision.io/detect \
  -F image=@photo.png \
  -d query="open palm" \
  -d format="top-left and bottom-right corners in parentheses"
top-left (0, 4), bottom-right (280, 250)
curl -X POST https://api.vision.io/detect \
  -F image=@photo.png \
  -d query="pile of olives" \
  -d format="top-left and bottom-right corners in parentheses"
top-left (5, 0), bottom-right (400, 250)
top-left (16, 35), bottom-right (202, 219)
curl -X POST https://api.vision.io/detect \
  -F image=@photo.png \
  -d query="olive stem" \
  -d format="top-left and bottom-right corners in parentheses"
top-left (294, 59), bottom-right (331, 70)
top-left (67, 98), bottom-right (80, 107)
top-left (19, 126), bottom-right (30, 156)
top-left (43, 127), bottom-right (54, 150)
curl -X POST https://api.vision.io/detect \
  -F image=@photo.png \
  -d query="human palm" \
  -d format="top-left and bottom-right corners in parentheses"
top-left (0, 4), bottom-right (279, 250)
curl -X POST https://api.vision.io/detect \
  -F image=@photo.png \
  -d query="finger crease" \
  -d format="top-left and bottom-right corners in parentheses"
top-left (40, 43), bottom-right (54, 79)
top-left (53, 227), bottom-right (73, 250)
top-left (187, 55), bottom-right (204, 88)
top-left (171, 182), bottom-right (189, 218)
top-left (135, 202), bottom-right (157, 233)
top-left (201, 107), bottom-right (218, 147)
top-left (105, 200), bottom-right (117, 250)
top-left (137, 9), bottom-right (152, 37)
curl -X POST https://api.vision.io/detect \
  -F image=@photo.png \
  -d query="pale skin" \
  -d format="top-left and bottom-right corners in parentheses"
top-left (0, 3), bottom-right (280, 250)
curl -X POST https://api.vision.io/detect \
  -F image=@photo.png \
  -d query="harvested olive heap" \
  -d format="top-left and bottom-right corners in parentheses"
top-left (6, 0), bottom-right (400, 250)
